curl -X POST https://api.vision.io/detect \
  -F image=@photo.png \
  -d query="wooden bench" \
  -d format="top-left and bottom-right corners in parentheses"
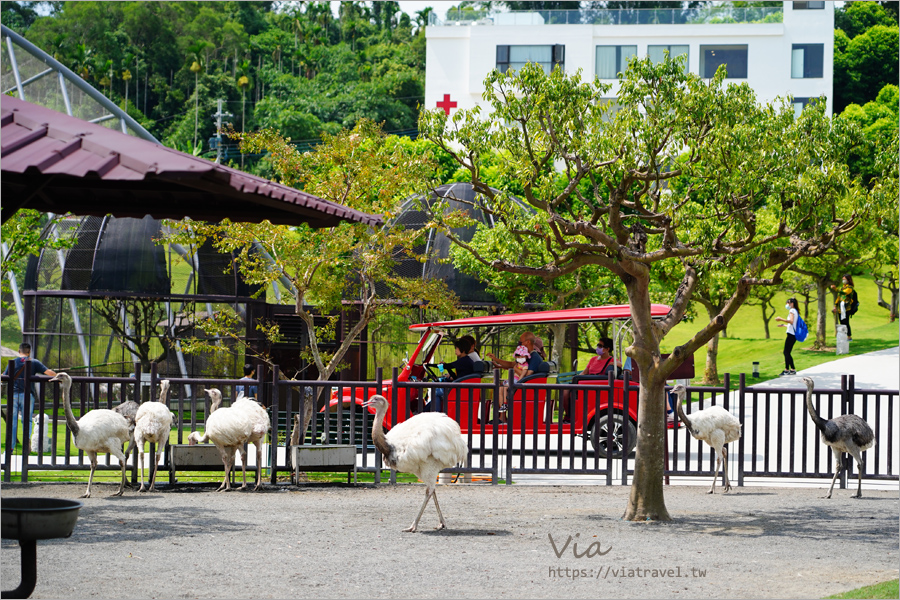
top-left (290, 444), bottom-right (357, 484)
top-left (168, 444), bottom-right (259, 486)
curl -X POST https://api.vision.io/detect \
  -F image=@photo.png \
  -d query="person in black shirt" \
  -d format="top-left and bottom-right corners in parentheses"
top-left (431, 339), bottom-right (475, 412)
top-left (3, 343), bottom-right (56, 446)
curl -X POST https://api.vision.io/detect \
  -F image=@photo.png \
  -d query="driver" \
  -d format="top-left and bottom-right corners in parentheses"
top-left (430, 339), bottom-right (476, 412)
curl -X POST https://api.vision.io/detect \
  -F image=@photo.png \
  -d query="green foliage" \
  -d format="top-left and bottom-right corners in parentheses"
top-left (834, 23), bottom-right (900, 112)
top-left (165, 121), bottom-right (458, 381)
top-left (835, 1), bottom-right (896, 39)
top-left (840, 84), bottom-right (899, 184)
top-left (825, 579), bottom-right (899, 600)
top-left (12, 1), bottom-right (426, 156)
top-left (420, 57), bottom-right (871, 387)
top-left (0, 211), bottom-right (74, 307)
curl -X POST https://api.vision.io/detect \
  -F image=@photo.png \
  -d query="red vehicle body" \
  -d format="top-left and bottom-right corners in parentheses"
top-left (329, 304), bottom-right (692, 456)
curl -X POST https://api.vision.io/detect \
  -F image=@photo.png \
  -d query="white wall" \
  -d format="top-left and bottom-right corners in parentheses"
top-left (425, 1), bottom-right (833, 116)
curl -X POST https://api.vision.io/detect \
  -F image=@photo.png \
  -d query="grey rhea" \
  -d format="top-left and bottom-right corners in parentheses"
top-left (671, 384), bottom-right (742, 494)
top-left (802, 377), bottom-right (875, 499)
top-left (364, 395), bottom-right (468, 532)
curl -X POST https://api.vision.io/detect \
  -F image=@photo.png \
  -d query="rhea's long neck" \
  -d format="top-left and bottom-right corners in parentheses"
top-left (804, 390), bottom-right (827, 432)
top-left (61, 381), bottom-right (80, 438)
top-left (674, 395), bottom-right (696, 437)
top-left (371, 406), bottom-right (395, 467)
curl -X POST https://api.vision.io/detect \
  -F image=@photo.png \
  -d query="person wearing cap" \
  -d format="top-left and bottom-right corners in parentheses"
top-left (486, 331), bottom-right (544, 423)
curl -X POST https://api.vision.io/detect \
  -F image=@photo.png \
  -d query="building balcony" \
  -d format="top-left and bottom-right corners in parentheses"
top-left (429, 6), bottom-right (783, 27)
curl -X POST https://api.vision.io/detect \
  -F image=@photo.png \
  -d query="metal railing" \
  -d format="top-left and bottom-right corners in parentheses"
top-left (430, 7), bottom-right (783, 27)
top-left (3, 367), bottom-right (897, 491)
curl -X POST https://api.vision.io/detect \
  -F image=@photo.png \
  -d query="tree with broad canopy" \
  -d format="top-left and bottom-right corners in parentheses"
top-left (418, 56), bottom-right (876, 521)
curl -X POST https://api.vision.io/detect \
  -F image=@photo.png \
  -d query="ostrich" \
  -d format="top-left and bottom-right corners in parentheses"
top-left (133, 379), bottom-right (175, 492)
top-left (187, 388), bottom-right (253, 492)
top-left (671, 384), bottom-right (742, 494)
top-left (364, 395), bottom-right (468, 532)
top-left (802, 377), bottom-right (875, 499)
top-left (51, 372), bottom-right (130, 498)
top-left (231, 392), bottom-right (271, 491)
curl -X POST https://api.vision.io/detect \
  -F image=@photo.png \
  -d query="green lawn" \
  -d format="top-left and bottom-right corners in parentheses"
top-left (825, 579), bottom-right (899, 599)
top-left (658, 274), bottom-right (898, 383)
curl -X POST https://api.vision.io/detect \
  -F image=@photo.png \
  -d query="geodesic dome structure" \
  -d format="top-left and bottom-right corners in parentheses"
top-left (393, 182), bottom-right (527, 306)
top-left (22, 214), bottom-right (263, 380)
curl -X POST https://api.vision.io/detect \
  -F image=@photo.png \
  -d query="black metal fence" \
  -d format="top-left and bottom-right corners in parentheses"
top-left (3, 366), bottom-right (897, 492)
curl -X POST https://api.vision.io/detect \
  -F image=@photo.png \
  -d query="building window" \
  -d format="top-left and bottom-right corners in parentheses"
top-left (596, 45), bottom-right (637, 79)
top-left (648, 45), bottom-right (689, 72)
top-left (700, 45), bottom-right (747, 79)
top-left (791, 44), bottom-right (823, 78)
top-left (496, 45), bottom-right (565, 74)
top-left (792, 97), bottom-right (824, 118)
top-left (793, 1), bottom-right (825, 9)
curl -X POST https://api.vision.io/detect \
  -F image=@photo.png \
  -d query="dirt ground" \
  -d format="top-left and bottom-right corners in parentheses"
top-left (1, 482), bottom-right (897, 599)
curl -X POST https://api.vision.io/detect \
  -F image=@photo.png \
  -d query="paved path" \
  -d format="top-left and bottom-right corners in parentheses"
top-left (1, 482), bottom-right (897, 599)
top-left (756, 346), bottom-right (899, 390)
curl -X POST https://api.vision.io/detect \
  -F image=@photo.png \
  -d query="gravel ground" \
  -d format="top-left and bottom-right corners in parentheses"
top-left (1, 482), bottom-right (897, 599)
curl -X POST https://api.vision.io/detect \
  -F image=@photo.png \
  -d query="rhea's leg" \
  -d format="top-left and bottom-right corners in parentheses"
top-left (707, 451), bottom-right (720, 494)
top-left (253, 442), bottom-right (263, 491)
top-left (138, 444), bottom-right (147, 492)
top-left (237, 445), bottom-right (249, 490)
top-left (432, 489), bottom-right (447, 530)
top-left (722, 446), bottom-right (732, 493)
top-left (82, 452), bottom-right (98, 498)
top-left (405, 487), bottom-right (435, 532)
top-left (216, 446), bottom-right (232, 491)
top-left (848, 446), bottom-right (864, 498)
top-left (113, 447), bottom-right (128, 497)
top-left (825, 454), bottom-right (842, 499)
top-left (149, 444), bottom-right (163, 491)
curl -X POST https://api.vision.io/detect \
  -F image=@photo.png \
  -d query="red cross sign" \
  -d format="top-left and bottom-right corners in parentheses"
top-left (436, 94), bottom-right (457, 115)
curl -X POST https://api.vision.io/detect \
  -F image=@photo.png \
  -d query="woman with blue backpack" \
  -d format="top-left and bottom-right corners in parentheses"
top-left (775, 297), bottom-right (801, 376)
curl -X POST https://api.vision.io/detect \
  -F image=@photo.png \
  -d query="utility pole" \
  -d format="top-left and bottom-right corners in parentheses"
top-left (212, 99), bottom-right (233, 164)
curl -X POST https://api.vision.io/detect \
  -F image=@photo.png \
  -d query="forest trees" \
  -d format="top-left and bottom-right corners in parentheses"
top-left (419, 58), bottom-right (873, 521)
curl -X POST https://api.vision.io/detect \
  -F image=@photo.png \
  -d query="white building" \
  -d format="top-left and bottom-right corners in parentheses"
top-left (425, 1), bottom-right (833, 118)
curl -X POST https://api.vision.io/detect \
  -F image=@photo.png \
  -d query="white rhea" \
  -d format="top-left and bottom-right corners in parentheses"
top-left (671, 384), bottom-right (742, 494)
top-left (51, 372), bottom-right (130, 498)
top-left (187, 388), bottom-right (254, 492)
top-left (30, 413), bottom-right (52, 454)
top-left (231, 392), bottom-right (271, 491)
top-left (364, 395), bottom-right (468, 532)
top-left (802, 377), bottom-right (875, 499)
top-left (133, 379), bottom-right (175, 492)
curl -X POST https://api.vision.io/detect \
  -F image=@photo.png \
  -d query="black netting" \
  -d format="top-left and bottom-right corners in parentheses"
top-left (90, 216), bottom-right (168, 293)
top-left (390, 183), bottom-right (507, 305)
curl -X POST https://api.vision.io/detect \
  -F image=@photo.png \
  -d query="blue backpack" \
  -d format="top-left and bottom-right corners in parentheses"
top-left (795, 315), bottom-right (808, 342)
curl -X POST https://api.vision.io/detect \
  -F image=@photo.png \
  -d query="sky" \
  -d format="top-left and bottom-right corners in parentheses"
top-left (329, 1), bottom-right (452, 23)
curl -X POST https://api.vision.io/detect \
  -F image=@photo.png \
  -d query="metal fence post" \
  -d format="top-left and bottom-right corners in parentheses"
top-left (131, 362), bottom-right (141, 486)
top-left (3, 369), bottom-right (12, 482)
top-left (270, 365), bottom-right (280, 485)
top-left (21, 366), bottom-right (31, 483)
top-left (738, 373), bottom-right (745, 488)
top-left (840, 375), bottom-right (848, 490)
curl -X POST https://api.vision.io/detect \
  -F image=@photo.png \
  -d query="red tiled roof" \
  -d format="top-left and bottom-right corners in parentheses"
top-left (1, 96), bottom-right (383, 228)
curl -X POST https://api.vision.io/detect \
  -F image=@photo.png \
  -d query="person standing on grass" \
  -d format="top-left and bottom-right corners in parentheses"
top-left (3, 342), bottom-right (56, 447)
top-left (775, 298), bottom-right (800, 376)
top-left (831, 274), bottom-right (856, 341)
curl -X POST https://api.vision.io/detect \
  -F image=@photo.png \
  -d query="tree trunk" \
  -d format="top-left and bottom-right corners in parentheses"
top-left (702, 304), bottom-right (720, 385)
top-left (815, 278), bottom-right (828, 348)
top-left (762, 303), bottom-right (770, 339)
top-left (624, 375), bottom-right (670, 521)
top-left (622, 278), bottom-right (671, 522)
top-left (547, 322), bottom-right (566, 366)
